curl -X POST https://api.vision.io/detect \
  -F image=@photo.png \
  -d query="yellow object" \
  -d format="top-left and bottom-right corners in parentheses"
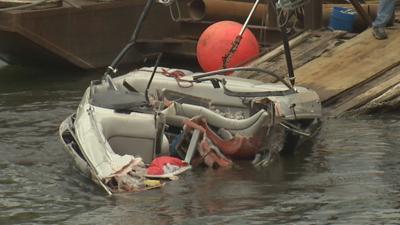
top-left (144, 179), bottom-right (161, 187)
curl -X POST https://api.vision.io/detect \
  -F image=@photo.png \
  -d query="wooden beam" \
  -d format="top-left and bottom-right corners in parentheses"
top-left (247, 31), bottom-right (311, 67)
top-left (304, 0), bottom-right (323, 30)
top-left (329, 71), bottom-right (400, 117)
top-left (359, 83), bottom-right (400, 112)
top-left (234, 30), bottom-right (345, 82)
top-left (295, 26), bottom-right (400, 102)
top-left (348, 0), bottom-right (373, 27)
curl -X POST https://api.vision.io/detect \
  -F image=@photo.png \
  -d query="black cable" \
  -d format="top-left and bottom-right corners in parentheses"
top-left (280, 22), bottom-right (296, 86)
top-left (104, 0), bottom-right (154, 77)
top-left (145, 53), bottom-right (163, 103)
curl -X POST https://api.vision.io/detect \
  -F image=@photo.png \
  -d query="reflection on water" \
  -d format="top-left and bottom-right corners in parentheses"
top-left (0, 65), bottom-right (400, 224)
top-left (0, 59), bottom-right (6, 68)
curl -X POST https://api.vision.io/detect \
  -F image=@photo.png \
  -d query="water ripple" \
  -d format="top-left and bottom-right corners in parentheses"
top-left (1, 67), bottom-right (400, 224)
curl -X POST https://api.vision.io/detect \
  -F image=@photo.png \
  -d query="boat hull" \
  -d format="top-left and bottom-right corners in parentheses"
top-left (58, 66), bottom-right (323, 193)
top-left (59, 114), bottom-right (91, 177)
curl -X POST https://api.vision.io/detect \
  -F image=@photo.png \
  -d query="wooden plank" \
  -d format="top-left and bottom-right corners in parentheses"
top-left (237, 30), bottom-right (345, 83)
top-left (256, 33), bottom-right (344, 83)
top-left (248, 31), bottom-right (312, 67)
top-left (233, 31), bottom-right (312, 79)
top-left (360, 83), bottom-right (400, 112)
top-left (277, 31), bottom-right (346, 80)
top-left (295, 26), bottom-right (400, 102)
top-left (324, 61), bottom-right (400, 107)
top-left (329, 72), bottom-right (400, 117)
top-left (343, 83), bottom-right (400, 115)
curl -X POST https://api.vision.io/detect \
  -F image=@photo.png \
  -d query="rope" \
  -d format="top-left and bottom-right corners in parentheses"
top-left (221, 0), bottom-right (261, 69)
top-left (221, 35), bottom-right (242, 69)
top-left (276, 0), bottom-right (308, 32)
top-left (277, 0), bottom-right (307, 10)
top-left (161, 68), bottom-right (194, 88)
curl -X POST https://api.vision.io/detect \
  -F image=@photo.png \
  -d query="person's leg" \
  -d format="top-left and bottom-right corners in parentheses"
top-left (373, 0), bottom-right (396, 28)
top-left (372, 0), bottom-right (396, 39)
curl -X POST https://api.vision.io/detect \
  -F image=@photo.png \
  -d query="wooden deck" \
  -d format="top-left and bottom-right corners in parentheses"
top-left (235, 25), bottom-right (400, 116)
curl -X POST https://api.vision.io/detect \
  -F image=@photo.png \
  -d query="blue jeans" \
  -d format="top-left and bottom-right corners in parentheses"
top-left (372, 0), bottom-right (396, 28)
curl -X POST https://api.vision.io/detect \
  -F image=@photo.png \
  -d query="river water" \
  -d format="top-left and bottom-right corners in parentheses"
top-left (0, 63), bottom-right (399, 225)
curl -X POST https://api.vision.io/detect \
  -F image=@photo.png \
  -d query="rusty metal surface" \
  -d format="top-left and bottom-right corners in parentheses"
top-left (0, 0), bottom-right (183, 69)
top-left (0, 0), bottom-right (320, 69)
top-left (304, 0), bottom-right (322, 30)
top-left (0, 0), bottom-right (61, 9)
top-left (188, 0), bottom-right (271, 25)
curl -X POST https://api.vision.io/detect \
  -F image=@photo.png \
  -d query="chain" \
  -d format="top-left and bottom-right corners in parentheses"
top-left (221, 35), bottom-right (243, 69)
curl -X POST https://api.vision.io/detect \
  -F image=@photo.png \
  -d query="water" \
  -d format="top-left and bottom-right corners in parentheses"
top-left (0, 64), bottom-right (400, 225)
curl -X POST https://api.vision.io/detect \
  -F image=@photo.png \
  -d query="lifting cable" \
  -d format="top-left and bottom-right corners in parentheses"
top-left (222, 0), bottom-right (261, 69)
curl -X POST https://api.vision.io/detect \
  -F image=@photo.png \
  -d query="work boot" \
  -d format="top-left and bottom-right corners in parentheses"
top-left (372, 26), bottom-right (388, 40)
top-left (386, 14), bottom-right (395, 27)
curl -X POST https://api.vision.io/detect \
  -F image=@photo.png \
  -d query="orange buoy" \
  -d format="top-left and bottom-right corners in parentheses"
top-left (196, 20), bottom-right (260, 73)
